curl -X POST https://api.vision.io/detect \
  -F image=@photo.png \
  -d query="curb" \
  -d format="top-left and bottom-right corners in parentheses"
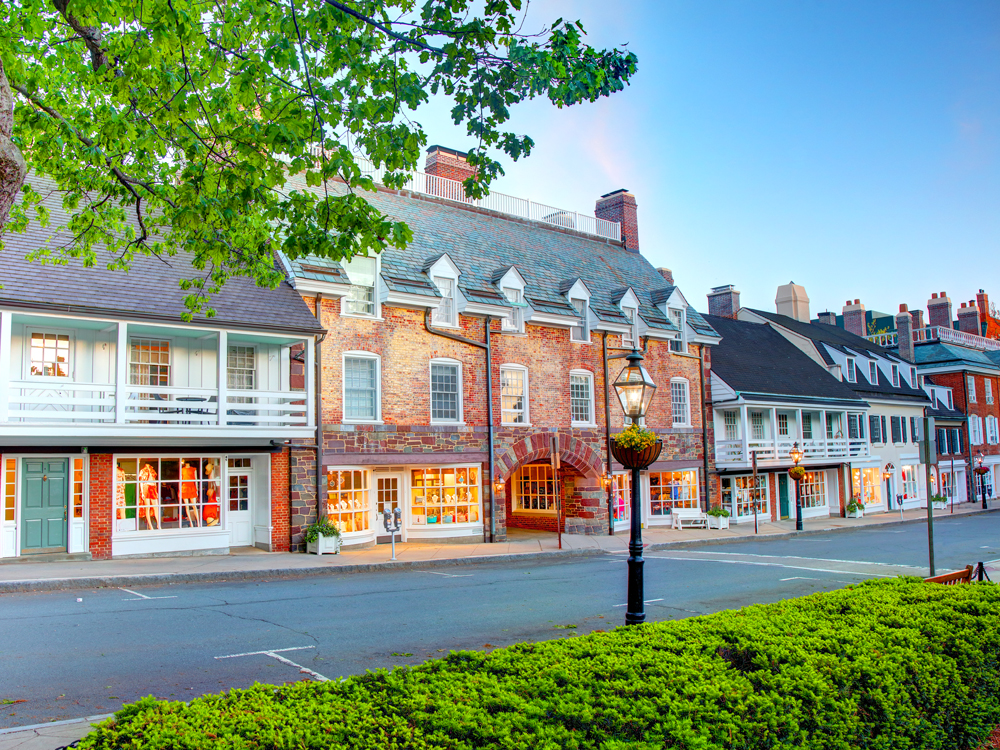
top-left (0, 508), bottom-right (993, 594)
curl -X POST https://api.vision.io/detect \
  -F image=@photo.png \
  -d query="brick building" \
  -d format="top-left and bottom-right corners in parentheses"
top-left (281, 146), bottom-right (720, 548)
top-left (0, 178), bottom-right (323, 561)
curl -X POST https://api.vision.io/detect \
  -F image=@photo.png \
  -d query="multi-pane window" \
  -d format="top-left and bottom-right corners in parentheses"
top-left (721, 475), bottom-right (768, 519)
top-left (229, 474), bottom-right (249, 512)
top-left (501, 366), bottom-right (527, 424)
top-left (750, 411), bottom-right (764, 440)
top-left (326, 469), bottom-right (370, 533)
top-left (869, 415), bottom-right (882, 444)
top-left (798, 471), bottom-right (827, 509)
top-left (947, 391), bottom-right (953, 409)
top-left (649, 470), bottom-right (699, 516)
top-left (570, 299), bottom-right (589, 342)
top-left (909, 416), bottom-right (919, 443)
top-left (29, 332), bottom-right (70, 377)
top-left (410, 467), bottom-right (479, 525)
top-left (570, 373), bottom-right (593, 425)
top-left (724, 411), bottom-right (739, 441)
top-left (515, 464), bottom-right (556, 512)
top-left (129, 339), bottom-right (170, 386)
top-left (502, 287), bottom-right (525, 333)
top-left (846, 358), bottom-right (856, 382)
top-left (968, 376), bottom-right (977, 403)
top-left (227, 345), bottom-right (256, 390)
top-left (869, 361), bottom-right (878, 385)
top-left (114, 456), bottom-right (222, 533)
top-left (344, 356), bottom-right (378, 421)
top-left (851, 468), bottom-right (881, 508)
top-left (891, 365), bottom-right (899, 387)
top-left (611, 472), bottom-right (630, 524)
top-left (890, 416), bottom-right (902, 444)
top-left (848, 414), bottom-right (860, 440)
top-left (669, 309), bottom-right (685, 353)
top-left (802, 413), bottom-right (813, 439)
top-left (971, 415), bottom-right (984, 445)
top-left (910, 367), bottom-right (918, 388)
top-left (432, 277), bottom-right (457, 327)
top-left (901, 466), bottom-right (918, 501)
top-left (671, 379), bottom-right (690, 426)
top-left (3, 458), bottom-right (15, 522)
top-left (430, 362), bottom-right (460, 423)
top-left (621, 307), bottom-right (637, 348)
top-left (343, 256), bottom-right (377, 316)
top-left (778, 413), bottom-right (789, 436)
top-left (987, 379), bottom-right (994, 405)
top-left (72, 457), bottom-right (84, 519)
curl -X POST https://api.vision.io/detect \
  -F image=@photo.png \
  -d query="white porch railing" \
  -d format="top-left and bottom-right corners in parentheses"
top-left (868, 326), bottom-right (1000, 352)
top-left (718, 437), bottom-right (869, 465)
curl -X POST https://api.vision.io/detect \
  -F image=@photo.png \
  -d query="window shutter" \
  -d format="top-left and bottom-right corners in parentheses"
top-left (869, 415), bottom-right (881, 444)
top-left (881, 416), bottom-right (888, 445)
top-left (936, 428), bottom-right (946, 455)
top-left (890, 416), bottom-right (902, 444)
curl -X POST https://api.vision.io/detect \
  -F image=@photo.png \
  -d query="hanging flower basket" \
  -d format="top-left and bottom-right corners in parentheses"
top-left (611, 438), bottom-right (663, 470)
top-left (975, 466), bottom-right (990, 476)
top-left (788, 465), bottom-right (806, 481)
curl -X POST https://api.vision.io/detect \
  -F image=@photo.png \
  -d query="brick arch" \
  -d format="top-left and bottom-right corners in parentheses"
top-left (495, 432), bottom-right (604, 482)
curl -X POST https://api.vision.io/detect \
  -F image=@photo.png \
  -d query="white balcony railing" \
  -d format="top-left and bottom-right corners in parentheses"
top-left (868, 326), bottom-right (1000, 352)
top-left (717, 437), bottom-right (870, 465)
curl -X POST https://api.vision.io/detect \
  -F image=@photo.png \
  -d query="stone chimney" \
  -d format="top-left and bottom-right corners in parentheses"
top-left (816, 311), bottom-right (837, 326)
top-left (657, 268), bottom-right (674, 285)
top-left (775, 282), bottom-right (811, 322)
top-left (896, 304), bottom-right (915, 362)
top-left (595, 189), bottom-right (639, 253)
top-left (707, 285), bottom-right (741, 319)
top-left (927, 291), bottom-right (953, 330)
top-left (843, 299), bottom-right (866, 338)
top-left (977, 289), bottom-right (990, 334)
top-left (957, 301), bottom-right (980, 334)
top-left (424, 145), bottom-right (477, 184)
top-left (911, 308), bottom-right (925, 330)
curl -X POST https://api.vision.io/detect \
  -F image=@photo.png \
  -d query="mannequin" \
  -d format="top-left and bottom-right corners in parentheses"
top-left (136, 462), bottom-right (161, 530)
top-left (202, 460), bottom-right (220, 526)
top-left (115, 466), bottom-right (127, 521)
top-left (181, 461), bottom-right (200, 527)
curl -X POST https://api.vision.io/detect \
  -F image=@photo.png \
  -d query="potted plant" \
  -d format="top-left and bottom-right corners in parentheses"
top-left (707, 506), bottom-right (731, 530)
top-left (610, 424), bottom-right (663, 470)
top-left (304, 519), bottom-right (342, 555)
top-left (930, 493), bottom-right (948, 511)
top-left (846, 497), bottom-right (865, 518)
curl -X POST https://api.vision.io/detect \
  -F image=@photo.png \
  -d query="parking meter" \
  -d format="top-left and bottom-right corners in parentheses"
top-left (382, 506), bottom-right (402, 560)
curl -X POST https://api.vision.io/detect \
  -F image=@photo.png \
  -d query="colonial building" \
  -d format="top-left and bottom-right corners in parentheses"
top-left (0, 180), bottom-right (323, 560)
top-left (282, 146), bottom-right (720, 548)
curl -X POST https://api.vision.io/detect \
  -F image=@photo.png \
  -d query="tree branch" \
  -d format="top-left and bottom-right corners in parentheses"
top-left (51, 0), bottom-right (110, 72)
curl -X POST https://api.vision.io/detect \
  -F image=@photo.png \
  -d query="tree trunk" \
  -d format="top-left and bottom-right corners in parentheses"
top-left (0, 58), bottom-right (27, 230)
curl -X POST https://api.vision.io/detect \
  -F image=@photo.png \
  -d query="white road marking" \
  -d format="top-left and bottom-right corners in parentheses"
top-left (613, 598), bottom-right (664, 607)
top-left (780, 577), bottom-right (818, 581)
top-left (644, 555), bottom-right (900, 577)
top-left (120, 587), bottom-right (177, 601)
top-left (680, 550), bottom-right (924, 570)
top-left (419, 571), bottom-right (473, 578)
top-left (214, 645), bottom-right (329, 682)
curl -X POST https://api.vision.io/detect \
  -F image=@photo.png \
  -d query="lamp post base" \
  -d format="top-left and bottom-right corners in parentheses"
top-left (625, 553), bottom-right (645, 625)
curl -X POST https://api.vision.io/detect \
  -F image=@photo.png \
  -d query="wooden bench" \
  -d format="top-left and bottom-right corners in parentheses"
top-left (925, 565), bottom-right (974, 585)
top-left (671, 508), bottom-right (709, 530)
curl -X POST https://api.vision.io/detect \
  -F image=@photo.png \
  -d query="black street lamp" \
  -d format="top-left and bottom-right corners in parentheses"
top-left (975, 451), bottom-right (989, 509)
top-left (788, 442), bottom-right (804, 531)
top-left (610, 349), bottom-right (660, 627)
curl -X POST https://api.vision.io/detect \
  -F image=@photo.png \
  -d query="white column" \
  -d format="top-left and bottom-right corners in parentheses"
top-left (115, 322), bottom-right (128, 424)
top-left (0, 312), bottom-right (10, 423)
top-left (821, 411), bottom-right (829, 456)
top-left (740, 403), bottom-right (749, 462)
top-left (305, 337), bottom-right (316, 429)
top-left (217, 330), bottom-right (228, 426)
top-left (769, 407), bottom-right (778, 459)
top-left (796, 409), bottom-right (804, 441)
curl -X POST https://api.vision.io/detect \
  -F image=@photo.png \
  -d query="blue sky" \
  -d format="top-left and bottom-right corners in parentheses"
top-left (410, 0), bottom-right (1000, 318)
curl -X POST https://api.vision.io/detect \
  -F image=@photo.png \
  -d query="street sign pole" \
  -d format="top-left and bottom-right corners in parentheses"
top-left (921, 417), bottom-right (936, 577)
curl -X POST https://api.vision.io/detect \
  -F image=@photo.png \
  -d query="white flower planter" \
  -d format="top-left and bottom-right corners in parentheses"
top-left (708, 515), bottom-right (730, 530)
top-left (307, 533), bottom-right (342, 555)
top-left (931, 502), bottom-right (948, 511)
top-left (847, 508), bottom-right (865, 518)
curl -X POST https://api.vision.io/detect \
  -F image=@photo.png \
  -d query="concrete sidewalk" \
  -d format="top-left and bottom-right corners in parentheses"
top-left (0, 502), bottom-right (991, 594)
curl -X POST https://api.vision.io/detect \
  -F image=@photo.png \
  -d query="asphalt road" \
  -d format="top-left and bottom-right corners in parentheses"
top-left (1, 512), bottom-right (996, 728)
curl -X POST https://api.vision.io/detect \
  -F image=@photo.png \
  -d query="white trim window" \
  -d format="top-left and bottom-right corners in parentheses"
top-left (910, 367), bottom-right (918, 389)
top-left (869, 361), bottom-right (878, 385)
top-left (514, 464), bottom-right (556, 513)
top-left (971, 415), bottom-right (984, 446)
top-left (611, 472), bottom-right (630, 525)
top-left (430, 360), bottom-right (462, 423)
top-left (968, 375), bottom-right (977, 403)
top-left (901, 465), bottom-right (919, 500)
top-left (28, 330), bottom-right (72, 378)
top-left (722, 475), bottom-right (769, 519)
top-left (431, 277), bottom-right (458, 327)
top-left (114, 456), bottom-right (222, 533)
top-left (343, 353), bottom-right (380, 422)
top-left (129, 338), bottom-right (170, 386)
top-left (500, 365), bottom-right (528, 425)
top-left (409, 466), bottom-right (480, 526)
top-left (649, 470), bottom-right (699, 517)
top-left (621, 307), bottom-right (637, 348)
top-left (342, 256), bottom-right (378, 317)
top-left (669, 308), bottom-right (686, 353)
top-left (671, 378), bottom-right (691, 427)
top-left (570, 371), bottom-right (595, 426)
top-left (986, 379), bottom-right (994, 405)
top-left (502, 287), bottom-right (525, 333)
top-left (750, 410), bottom-right (765, 440)
top-left (326, 468), bottom-right (370, 534)
top-left (986, 415), bottom-right (999, 445)
top-left (798, 470), bottom-right (827, 509)
top-left (777, 413), bottom-right (789, 437)
top-left (802, 413), bottom-right (813, 439)
top-left (724, 411), bottom-right (739, 441)
top-left (891, 364), bottom-right (899, 387)
top-left (570, 298), bottom-right (589, 343)
top-left (227, 345), bottom-right (256, 390)
top-left (846, 357), bottom-right (856, 383)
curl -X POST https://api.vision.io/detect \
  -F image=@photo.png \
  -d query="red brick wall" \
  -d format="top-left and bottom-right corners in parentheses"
top-left (595, 190), bottom-right (639, 252)
top-left (928, 371), bottom-right (1000, 459)
top-left (270, 448), bottom-right (290, 552)
top-left (88, 453), bottom-right (112, 560)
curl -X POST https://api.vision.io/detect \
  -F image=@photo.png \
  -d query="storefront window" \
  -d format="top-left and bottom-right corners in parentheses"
top-left (514, 464), bottom-right (556, 513)
top-left (798, 471), bottom-right (827, 509)
top-left (939, 470), bottom-right (954, 500)
top-left (410, 467), bottom-right (479, 525)
top-left (721, 475), bottom-right (768, 519)
top-left (115, 457), bottom-right (221, 532)
top-left (901, 465), bottom-right (918, 500)
top-left (851, 468), bottom-right (881, 508)
top-left (611, 473), bottom-right (630, 523)
top-left (72, 458), bottom-right (84, 518)
top-left (982, 468), bottom-right (994, 500)
top-left (327, 469), bottom-right (370, 533)
top-left (3, 459), bottom-right (14, 522)
top-left (649, 470), bottom-right (699, 516)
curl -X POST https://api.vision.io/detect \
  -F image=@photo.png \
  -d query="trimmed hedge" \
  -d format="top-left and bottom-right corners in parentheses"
top-left (80, 579), bottom-right (1000, 749)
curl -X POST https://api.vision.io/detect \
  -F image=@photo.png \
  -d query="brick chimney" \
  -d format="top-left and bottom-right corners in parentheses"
top-left (957, 301), bottom-right (980, 334)
top-left (843, 299), bottom-right (866, 338)
top-left (816, 311), bottom-right (837, 326)
top-left (911, 308), bottom-right (925, 330)
top-left (927, 291), bottom-right (953, 329)
top-left (707, 285), bottom-right (741, 319)
top-left (896, 304), bottom-right (914, 362)
top-left (595, 189), bottom-right (639, 253)
top-left (657, 268), bottom-right (674, 285)
top-left (424, 145), bottom-right (477, 183)
top-left (977, 289), bottom-right (990, 334)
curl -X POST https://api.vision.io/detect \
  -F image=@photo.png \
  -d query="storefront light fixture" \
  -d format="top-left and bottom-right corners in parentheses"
top-left (789, 442), bottom-right (803, 466)
top-left (612, 349), bottom-right (657, 423)
top-left (787, 442), bottom-right (805, 532)
top-left (493, 477), bottom-right (504, 495)
top-left (601, 472), bottom-right (613, 491)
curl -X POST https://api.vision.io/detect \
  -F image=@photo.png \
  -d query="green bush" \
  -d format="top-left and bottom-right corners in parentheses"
top-left (79, 579), bottom-right (1000, 749)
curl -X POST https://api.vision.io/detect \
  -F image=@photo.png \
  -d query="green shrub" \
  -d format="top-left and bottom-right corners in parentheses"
top-left (302, 519), bottom-right (340, 543)
top-left (79, 579), bottom-right (1000, 750)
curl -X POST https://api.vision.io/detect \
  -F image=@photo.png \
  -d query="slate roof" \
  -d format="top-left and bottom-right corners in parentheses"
top-left (706, 315), bottom-right (866, 406)
top-left (283, 182), bottom-right (719, 341)
top-left (914, 342), bottom-right (1000, 371)
top-left (3, 177), bottom-right (325, 335)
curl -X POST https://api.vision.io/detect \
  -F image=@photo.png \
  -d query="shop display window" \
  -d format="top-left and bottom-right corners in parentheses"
top-left (721, 475), bottom-right (768, 519)
top-left (114, 456), bottom-right (221, 532)
top-left (798, 471), bottom-right (827, 509)
top-left (901, 466), bottom-right (919, 500)
top-left (72, 458), bottom-right (84, 518)
top-left (851, 468), bottom-right (881, 508)
top-left (612, 472), bottom-right (630, 523)
top-left (3, 459), bottom-right (14, 522)
top-left (327, 469), bottom-right (370, 533)
top-left (410, 467), bottom-right (479, 525)
top-left (649, 470), bottom-right (699, 516)
top-left (514, 464), bottom-right (556, 513)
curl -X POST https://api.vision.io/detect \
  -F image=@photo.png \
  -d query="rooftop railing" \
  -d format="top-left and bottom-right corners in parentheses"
top-left (867, 326), bottom-right (1000, 352)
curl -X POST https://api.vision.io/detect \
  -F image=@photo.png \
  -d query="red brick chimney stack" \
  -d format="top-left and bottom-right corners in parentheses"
top-left (707, 284), bottom-right (741, 319)
top-left (424, 145), bottom-right (477, 183)
top-left (911, 308), bottom-right (925, 330)
top-left (595, 189), bottom-right (639, 253)
top-left (977, 289), bottom-right (990, 333)
top-left (843, 299), bottom-right (866, 338)
top-left (896, 304), bottom-right (915, 362)
top-left (957, 301), bottom-right (980, 334)
top-left (927, 291), bottom-right (953, 329)
top-left (657, 268), bottom-right (674, 284)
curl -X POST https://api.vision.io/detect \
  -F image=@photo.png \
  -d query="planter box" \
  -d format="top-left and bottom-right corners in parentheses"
top-left (931, 502), bottom-right (948, 511)
top-left (610, 439), bottom-right (663, 470)
top-left (307, 533), bottom-right (342, 555)
top-left (708, 515), bottom-right (730, 530)
top-left (847, 509), bottom-right (864, 518)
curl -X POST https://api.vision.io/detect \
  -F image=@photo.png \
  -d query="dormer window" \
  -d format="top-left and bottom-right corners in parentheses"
top-left (570, 298), bottom-right (589, 342)
top-left (622, 307), bottom-right (637, 348)
top-left (846, 357), bottom-right (856, 383)
top-left (502, 287), bottom-right (525, 333)
top-left (948, 391), bottom-right (953, 409)
top-left (431, 276), bottom-right (457, 327)
top-left (343, 256), bottom-right (377, 317)
top-left (669, 308), bottom-right (686, 353)
top-left (869, 361), bottom-right (878, 384)
top-left (910, 367), bottom-right (917, 388)
top-left (891, 364), bottom-right (899, 387)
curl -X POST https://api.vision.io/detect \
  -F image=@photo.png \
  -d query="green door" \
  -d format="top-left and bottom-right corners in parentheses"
top-left (778, 474), bottom-right (790, 520)
top-left (21, 459), bottom-right (68, 554)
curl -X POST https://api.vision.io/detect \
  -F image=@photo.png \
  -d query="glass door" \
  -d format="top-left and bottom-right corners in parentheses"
top-left (227, 462), bottom-right (253, 546)
top-left (375, 473), bottom-right (403, 543)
